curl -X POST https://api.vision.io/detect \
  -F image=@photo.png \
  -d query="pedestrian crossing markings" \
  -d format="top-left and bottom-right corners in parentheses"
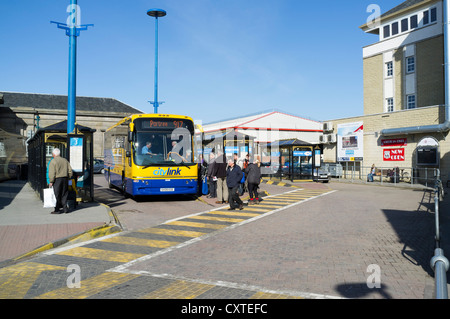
top-left (0, 187), bottom-right (333, 299)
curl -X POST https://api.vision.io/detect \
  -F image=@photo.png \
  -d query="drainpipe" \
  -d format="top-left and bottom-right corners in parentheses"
top-left (380, 0), bottom-right (450, 136)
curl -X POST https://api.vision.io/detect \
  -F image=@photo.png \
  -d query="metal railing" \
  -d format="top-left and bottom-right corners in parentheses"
top-left (430, 170), bottom-right (449, 299)
top-left (333, 165), bottom-right (449, 298)
top-left (331, 164), bottom-right (442, 188)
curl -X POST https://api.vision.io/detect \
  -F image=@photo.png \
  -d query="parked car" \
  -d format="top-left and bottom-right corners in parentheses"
top-left (93, 159), bottom-right (105, 174)
top-left (313, 167), bottom-right (331, 183)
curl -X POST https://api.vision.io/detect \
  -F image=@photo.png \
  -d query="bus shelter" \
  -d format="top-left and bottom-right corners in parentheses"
top-left (202, 129), bottom-right (256, 162)
top-left (27, 120), bottom-right (96, 203)
top-left (263, 139), bottom-right (318, 181)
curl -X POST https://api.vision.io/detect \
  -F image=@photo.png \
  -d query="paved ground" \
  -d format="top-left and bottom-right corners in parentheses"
top-left (0, 180), bottom-right (114, 263)
top-left (0, 177), bottom-right (449, 300)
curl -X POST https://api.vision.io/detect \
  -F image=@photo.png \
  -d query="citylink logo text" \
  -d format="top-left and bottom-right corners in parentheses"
top-left (153, 168), bottom-right (182, 176)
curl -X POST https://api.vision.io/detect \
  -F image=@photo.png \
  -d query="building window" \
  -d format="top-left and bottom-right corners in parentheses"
top-left (410, 15), bottom-right (418, 28)
top-left (401, 18), bottom-right (408, 32)
top-left (423, 10), bottom-right (429, 25)
top-left (406, 56), bottom-right (415, 73)
top-left (424, 7), bottom-right (437, 25)
top-left (407, 95), bottom-right (416, 109)
top-left (386, 61), bottom-right (393, 77)
top-left (392, 22), bottom-right (399, 35)
top-left (431, 7), bottom-right (437, 23)
top-left (383, 25), bottom-right (390, 38)
top-left (386, 98), bottom-right (394, 113)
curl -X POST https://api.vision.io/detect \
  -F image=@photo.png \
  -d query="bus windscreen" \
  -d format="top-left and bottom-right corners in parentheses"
top-left (133, 118), bottom-right (195, 166)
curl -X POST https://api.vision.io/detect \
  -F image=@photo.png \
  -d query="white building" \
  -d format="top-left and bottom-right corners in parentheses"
top-left (201, 109), bottom-right (323, 157)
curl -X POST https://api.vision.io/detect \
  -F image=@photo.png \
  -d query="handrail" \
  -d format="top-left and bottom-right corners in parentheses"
top-left (430, 170), bottom-right (449, 299)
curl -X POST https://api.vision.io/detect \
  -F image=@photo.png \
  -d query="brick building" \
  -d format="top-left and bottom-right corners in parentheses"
top-left (0, 91), bottom-right (143, 159)
top-left (322, 0), bottom-right (450, 182)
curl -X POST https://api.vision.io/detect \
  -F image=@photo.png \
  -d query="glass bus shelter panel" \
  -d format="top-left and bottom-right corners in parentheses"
top-left (292, 147), bottom-right (313, 180)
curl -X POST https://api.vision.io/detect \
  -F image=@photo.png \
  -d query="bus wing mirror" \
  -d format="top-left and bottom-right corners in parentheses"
top-left (128, 131), bottom-right (133, 142)
top-left (126, 151), bottom-right (131, 157)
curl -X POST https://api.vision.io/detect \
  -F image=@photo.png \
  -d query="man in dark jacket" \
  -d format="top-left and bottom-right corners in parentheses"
top-left (212, 153), bottom-right (228, 204)
top-left (226, 159), bottom-right (244, 210)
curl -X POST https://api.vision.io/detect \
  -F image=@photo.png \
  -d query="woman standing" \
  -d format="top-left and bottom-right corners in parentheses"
top-left (245, 158), bottom-right (262, 204)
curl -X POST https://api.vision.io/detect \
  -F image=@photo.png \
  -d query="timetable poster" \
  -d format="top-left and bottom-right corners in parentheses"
top-left (69, 136), bottom-right (84, 173)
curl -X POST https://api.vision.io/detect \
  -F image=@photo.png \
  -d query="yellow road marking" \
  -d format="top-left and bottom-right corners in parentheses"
top-left (250, 291), bottom-right (304, 299)
top-left (207, 211), bottom-right (261, 218)
top-left (167, 220), bottom-right (228, 230)
top-left (138, 228), bottom-right (206, 238)
top-left (239, 207), bottom-right (273, 212)
top-left (56, 247), bottom-right (145, 263)
top-left (103, 236), bottom-right (179, 248)
top-left (35, 272), bottom-right (139, 299)
top-left (0, 262), bottom-right (65, 299)
top-left (187, 215), bottom-right (245, 223)
top-left (140, 280), bottom-right (215, 299)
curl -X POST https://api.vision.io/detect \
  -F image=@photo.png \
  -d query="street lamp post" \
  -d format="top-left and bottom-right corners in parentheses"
top-left (147, 8), bottom-right (166, 114)
top-left (51, 0), bottom-right (93, 134)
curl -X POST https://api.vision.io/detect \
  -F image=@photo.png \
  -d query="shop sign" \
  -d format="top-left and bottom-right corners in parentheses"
top-left (383, 148), bottom-right (405, 161)
top-left (381, 138), bottom-right (407, 147)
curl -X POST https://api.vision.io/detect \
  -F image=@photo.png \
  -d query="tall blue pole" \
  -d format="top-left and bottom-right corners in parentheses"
top-left (154, 15), bottom-right (159, 114)
top-left (51, 1), bottom-right (93, 134)
top-left (147, 9), bottom-right (166, 114)
top-left (68, 6), bottom-right (77, 134)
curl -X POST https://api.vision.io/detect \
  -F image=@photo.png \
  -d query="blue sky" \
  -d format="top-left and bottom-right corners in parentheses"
top-left (0, 0), bottom-right (402, 124)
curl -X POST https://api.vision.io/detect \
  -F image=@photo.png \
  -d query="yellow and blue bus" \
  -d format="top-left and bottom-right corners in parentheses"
top-left (104, 114), bottom-right (199, 196)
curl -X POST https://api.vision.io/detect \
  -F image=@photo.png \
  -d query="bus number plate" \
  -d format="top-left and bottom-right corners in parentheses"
top-left (160, 188), bottom-right (175, 192)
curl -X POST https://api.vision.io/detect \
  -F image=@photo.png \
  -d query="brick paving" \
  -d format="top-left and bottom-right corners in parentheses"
top-left (0, 180), bottom-right (113, 263)
top-left (0, 177), bottom-right (447, 300)
top-left (124, 182), bottom-right (439, 299)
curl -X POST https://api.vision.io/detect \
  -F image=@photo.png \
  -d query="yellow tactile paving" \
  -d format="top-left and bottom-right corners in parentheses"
top-left (250, 291), bottom-right (304, 299)
top-left (140, 280), bottom-right (215, 299)
top-left (263, 198), bottom-right (300, 202)
top-left (166, 220), bottom-right (228, 230)
top-left (0, 262), bottom-right (65, 299)
top-left (56, 246), bottom-right (145, 263)
top-left (34, 272), bottom-right (139, 299)
top-left (239, 207), bottom-right (273, 212)
top-left (102, 236), bottom-right (179, 248)
top-left (187, 215), bottom-right (246, 223)
top-left (138, 228), bottom-right (206, 238)
top-left (207, 211), bottom-right (261, 218)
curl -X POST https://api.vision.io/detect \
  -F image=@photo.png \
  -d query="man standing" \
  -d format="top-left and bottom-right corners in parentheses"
top-left (48, 148), bottom-right (73, 214)
top-left (206, 152), bottom-right (217, 199)
top-left (212, 152), bottom-right (228, 204)
top-left (226, 159), bottom-right (244, 210)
